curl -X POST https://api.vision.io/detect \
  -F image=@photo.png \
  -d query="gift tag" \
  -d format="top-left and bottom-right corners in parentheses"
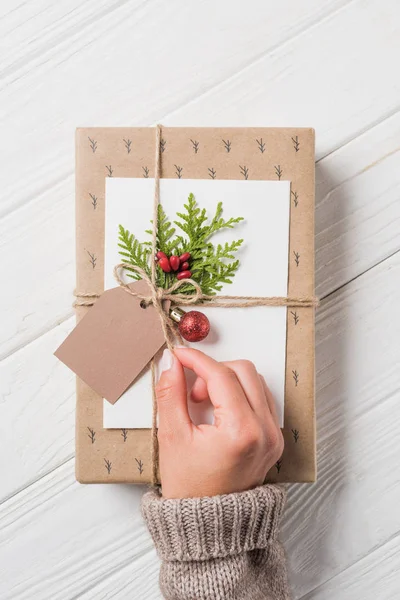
top-left (55, 280), bottom-right (169, 404)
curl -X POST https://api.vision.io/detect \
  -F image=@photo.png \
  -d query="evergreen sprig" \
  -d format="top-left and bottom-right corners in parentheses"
top-left (118, 193), bottom-right (244, 294)
top-left (117, 225), bottom-right (151, 280)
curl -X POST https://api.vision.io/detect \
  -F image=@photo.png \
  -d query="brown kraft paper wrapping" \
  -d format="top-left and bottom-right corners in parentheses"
top-left (75, 127), bottom-right (316, 484)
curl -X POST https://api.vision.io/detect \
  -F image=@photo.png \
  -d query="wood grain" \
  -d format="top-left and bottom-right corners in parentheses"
top-left (301, 534), bottom-right (400, 600)
top-left (169, 0), bottom-right (400, 159)
top-left (1, 0), bottom-right (400, 597)
top-left (283, 251), bottom-right (400, 598)
top-left (316, 111), bottom-right (400, 297)
top-left (0, 318), bottom-right (75, 502)
top-left (0, 0), bottom-right (348, 218)
top-left (0, 461), bottom-right (151, 600)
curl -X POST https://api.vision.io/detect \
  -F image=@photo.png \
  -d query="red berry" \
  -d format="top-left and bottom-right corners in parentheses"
top-left (156, 251), bottom-right (167, 261)
top-left (169, 255), bottom-right (180, 271)
top-left (180, 261), bottom-right (189, 271)
top-left (179, 252), bottom-right (191, 263)
top-left (177, 270), bottom-right (192, 280)
top-left (158, 257), bottom-right (171, 272)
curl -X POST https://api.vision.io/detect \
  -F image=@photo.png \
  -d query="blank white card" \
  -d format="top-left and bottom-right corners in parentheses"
top-left (104, 178), bottom-right (290, 428)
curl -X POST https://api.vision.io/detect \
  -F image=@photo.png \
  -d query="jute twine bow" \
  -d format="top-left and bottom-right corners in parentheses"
top-left (74, 124), bottom-right (319, 485)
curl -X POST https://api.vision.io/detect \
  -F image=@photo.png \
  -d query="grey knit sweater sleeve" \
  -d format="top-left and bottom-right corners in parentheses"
top-left (141, 485), bottom-right (290, 600)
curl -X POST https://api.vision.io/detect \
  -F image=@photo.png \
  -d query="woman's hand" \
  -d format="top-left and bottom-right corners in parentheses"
top-left (156, 347), bottom-right (284, 499)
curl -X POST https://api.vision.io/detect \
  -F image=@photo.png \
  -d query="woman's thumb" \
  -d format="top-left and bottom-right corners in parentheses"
top-left (156, 349), bottom-right (190, 434)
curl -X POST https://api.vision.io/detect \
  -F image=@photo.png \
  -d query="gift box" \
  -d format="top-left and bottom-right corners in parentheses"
top-left (71, 127), bottom-right (316, 484)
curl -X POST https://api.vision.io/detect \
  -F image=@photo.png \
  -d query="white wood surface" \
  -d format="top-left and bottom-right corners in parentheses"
top-left (1, 1), bottom-right (399, 598)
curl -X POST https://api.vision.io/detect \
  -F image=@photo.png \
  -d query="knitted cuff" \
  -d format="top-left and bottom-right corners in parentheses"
top-left (141, 484), bottom-right (286, 562)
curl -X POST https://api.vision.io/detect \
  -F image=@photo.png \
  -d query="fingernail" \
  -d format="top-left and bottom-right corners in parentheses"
top-left (175, 344), bottom-right (186, 349)
top-left (160, 349), bottom-right (173, 373)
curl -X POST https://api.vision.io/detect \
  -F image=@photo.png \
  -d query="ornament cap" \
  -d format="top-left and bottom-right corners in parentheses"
top-left (170, 306), bottom-right (185, 323)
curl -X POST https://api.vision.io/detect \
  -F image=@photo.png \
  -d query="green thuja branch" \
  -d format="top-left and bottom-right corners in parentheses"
top-left (145, 205), bottom-right (179, 256)
top-left (145, 205), bottom-right (181, 288)
top-left (172, 194), bottom-right (244, 295)
top-left (117, 225), bottom-right (152, 280)
top-left (193, 240), bottom-right (243, 295)
top-left (118, 193), bottom-right (244, 293)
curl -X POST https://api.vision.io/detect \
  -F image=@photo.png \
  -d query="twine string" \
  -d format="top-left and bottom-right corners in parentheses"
top-left (112, 261), bottom-right (319, 318)
top-left (150, 124), bottom-right (162, 485)
top-left (74, 123), bottom-right (319, 485)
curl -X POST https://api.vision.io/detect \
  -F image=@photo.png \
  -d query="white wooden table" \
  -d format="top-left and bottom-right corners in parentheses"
top-left (1, 1), bottom-right (399, 598)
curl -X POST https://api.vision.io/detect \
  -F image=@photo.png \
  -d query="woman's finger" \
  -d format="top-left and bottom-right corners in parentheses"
top-left (190, 376), bottom-right (209, 403)
top-left (191, 363), bottom-right (274, 428)
top-left (223, 360), bottom-right (269, 418)
top-left (174, 348), bottom-right (252, 424)
top-left (156, 349), bottom-right (192, 437)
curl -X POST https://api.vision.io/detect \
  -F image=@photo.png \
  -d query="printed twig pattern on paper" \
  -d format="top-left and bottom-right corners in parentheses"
top-left (89, 193), bottom-right (97, 210)
top-left (256, 138), bottom-right (266, 153)
top-left (190, 139), bottom-right (200, 154)
top-left (78, 128), bottom-right (314, 484)
top-left (239, 165), bottom-right (249, 180)
top-left (174, 165), bottom-right (183, 179)
top-left (88, 137), bottom-right (97, 153)
top-left (123, 138), bottom-right (132, 154)
top-left (135, 458), bottom-right (144, 475)
top-left (222, 139), bottom-right (231, 153)
top-left (87, 251), bottom-right (97, 269)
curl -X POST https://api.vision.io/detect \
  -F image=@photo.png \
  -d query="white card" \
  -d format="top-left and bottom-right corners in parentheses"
top-left (104, 178), bottom-right (290, 428)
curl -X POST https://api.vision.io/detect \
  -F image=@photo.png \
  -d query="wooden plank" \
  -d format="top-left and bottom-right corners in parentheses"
top-left (0, 461), bottom-right (153, 600)
top-left (0, 318), bottom-right (75, 502)
top-left (1, 252), bottom-right (398, 599)
top-left (0, 179), bottom-right (75, 360)
top-left (281, 250), bottom-right (400, 597)
top-left (316, 110), bottom-right (400, 297)
top-left (0, 0), bottom-right (348, 218)
top-left (169, 0), bottom-right (400, 160)
top-left (80, 534), bottom-right (400, 600)
top-left (2, 110), bottom-right (399, 359)
top-left (79, 549), bottom-right (161, 600)
top-left (0, 1), bottom-right (142, 75)
top-left (301, 534), bottom-right (400, 600)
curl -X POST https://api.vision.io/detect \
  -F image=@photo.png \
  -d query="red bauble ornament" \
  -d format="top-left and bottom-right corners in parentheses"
top-left (170, 307), bottom-right (210, 342)
top-left (178, 310), bottom-right (210, 342)
top-left (180, 261), bottom-right (190, 271)
top-left (156, 251), bottom-right (167, 261)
